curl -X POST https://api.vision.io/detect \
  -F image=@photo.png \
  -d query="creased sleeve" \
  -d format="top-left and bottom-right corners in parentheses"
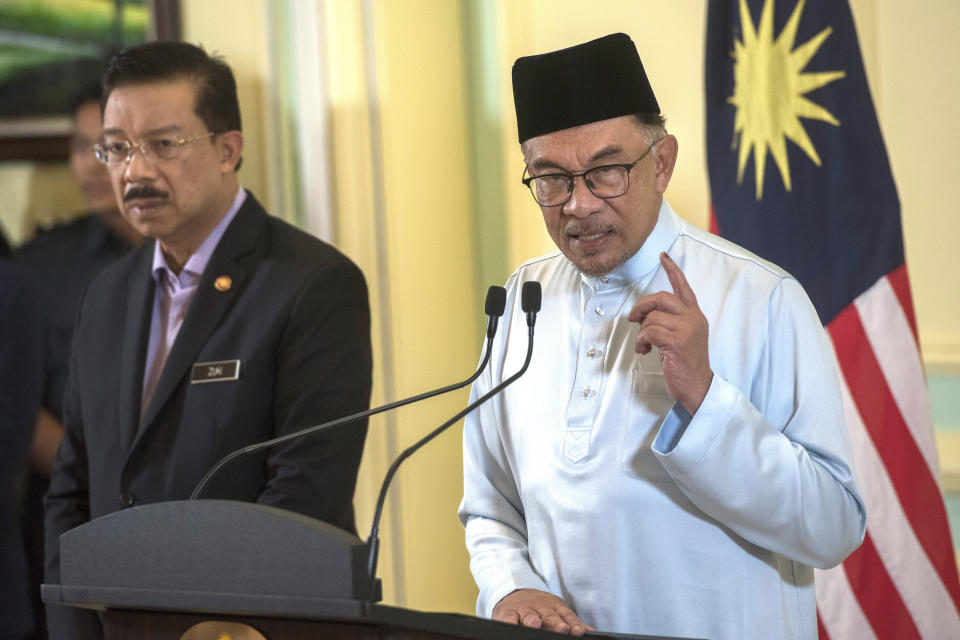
top-left (653, 277), bottom-right (866, 568)
top-left (458, 338), bottom-right (550, 617)
top-left (258, 259), bottom-right (373, 534)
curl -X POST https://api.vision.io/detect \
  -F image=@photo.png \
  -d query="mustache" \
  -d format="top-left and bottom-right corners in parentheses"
top-left (124, 186), bottom-right (168, 202)
top-left (565, 222), bottom-right (613, 236)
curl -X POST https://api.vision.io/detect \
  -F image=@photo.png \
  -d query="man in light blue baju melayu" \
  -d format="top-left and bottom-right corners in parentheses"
top-left (458, 33), bottom-right (866, 640)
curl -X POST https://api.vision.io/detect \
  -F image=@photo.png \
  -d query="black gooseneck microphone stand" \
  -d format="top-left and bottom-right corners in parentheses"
top-left (364, 281), bottom-right (542, 600)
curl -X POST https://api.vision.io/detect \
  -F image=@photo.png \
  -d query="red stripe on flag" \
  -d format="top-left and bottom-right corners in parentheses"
top-left (886, 265), bottom-right (918, 343)
top-left (708, 202), bottom-right (719, 235)
top-left (843, 532), bottom-right (922, 639)
top-left (817, 612), bottom-right (831, 640)
top-left (828, 301), bottom-right (960, 612)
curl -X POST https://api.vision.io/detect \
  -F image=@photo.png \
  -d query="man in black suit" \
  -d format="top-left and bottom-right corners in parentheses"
top-left (44, 42), bottom-right (372, 639)
top-left (1, 258), bottom-right (43, 640)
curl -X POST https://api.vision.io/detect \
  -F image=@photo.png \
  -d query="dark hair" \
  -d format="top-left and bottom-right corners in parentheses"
top-left (102, 41), bottom-right (243, 169)
top-left (70, 81), bottom-right (104, 119)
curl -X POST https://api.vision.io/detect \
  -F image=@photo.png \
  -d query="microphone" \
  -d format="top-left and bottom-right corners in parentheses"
top-left (485, 284), bottom-right (507, 338)
top-left (189, 285), bottom-right (508, 501)
top-left (522, 278), bottom-right (541, 327)
top-left (365, 281), bottom-right (541, 600)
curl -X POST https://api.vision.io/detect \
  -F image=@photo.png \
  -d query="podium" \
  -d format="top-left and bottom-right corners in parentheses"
top-left (42, 500), bottom-right (698, 640)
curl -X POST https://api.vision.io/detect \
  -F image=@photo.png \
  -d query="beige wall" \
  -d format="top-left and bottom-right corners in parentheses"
top-left (0, 163), bottom-right (83, 243)
top-left (361, 0), bottom-right (480, 611)
top-left (867, 2), bottom-right (960, 368)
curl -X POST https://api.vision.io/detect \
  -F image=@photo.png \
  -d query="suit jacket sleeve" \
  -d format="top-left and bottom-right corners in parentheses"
top-left (256, 258), bottom-right (372, 531)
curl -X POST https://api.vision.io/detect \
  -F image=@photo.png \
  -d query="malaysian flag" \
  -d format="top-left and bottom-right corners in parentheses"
top-left (705, 0), bottom-right (960, 637)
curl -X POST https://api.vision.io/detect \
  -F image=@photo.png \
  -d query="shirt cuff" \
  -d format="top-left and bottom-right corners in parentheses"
top-left (652, 373), bottom-right (738, 466)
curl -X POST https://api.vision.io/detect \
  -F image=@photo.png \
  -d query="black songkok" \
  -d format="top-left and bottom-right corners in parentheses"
top-left (512, 33), bottom-right (659, 144)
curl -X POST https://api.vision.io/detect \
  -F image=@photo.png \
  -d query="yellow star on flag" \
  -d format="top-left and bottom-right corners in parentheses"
top-left (729, 0), bottom-right (845, 199)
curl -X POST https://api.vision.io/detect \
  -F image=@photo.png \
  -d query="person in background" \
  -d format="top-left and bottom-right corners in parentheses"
top-left (459, 33), bottom-right (866, 640)
top-left (0, 258), bottom-right (43, 640)
top-left (13, 82), bottom-right (141, 640)
top-left (44, 42), bottom-right (372, 639)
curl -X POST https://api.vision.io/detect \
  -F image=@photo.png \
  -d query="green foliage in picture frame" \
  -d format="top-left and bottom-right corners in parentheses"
top-left (0, 0), bottom-right (149, 118)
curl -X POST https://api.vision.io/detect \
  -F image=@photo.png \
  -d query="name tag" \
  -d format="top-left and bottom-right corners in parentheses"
top-left (190, 359), bottom-right (241, 384)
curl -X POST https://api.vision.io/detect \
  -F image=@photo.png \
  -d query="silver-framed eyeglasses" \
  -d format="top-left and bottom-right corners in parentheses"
top-left (93, 131), bottom-right (217, 165)
top-left (521, 141), bottom-right (657, 207)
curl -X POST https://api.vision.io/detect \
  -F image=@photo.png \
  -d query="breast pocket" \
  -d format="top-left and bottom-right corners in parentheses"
top-left (190, 358), bottom-right (270, 441)
top-left (620, 369), bottom-right (675, 482)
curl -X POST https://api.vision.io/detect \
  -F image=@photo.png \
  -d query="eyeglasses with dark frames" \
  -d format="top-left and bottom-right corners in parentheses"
top-left (521, 140), bottom-right (657, 207)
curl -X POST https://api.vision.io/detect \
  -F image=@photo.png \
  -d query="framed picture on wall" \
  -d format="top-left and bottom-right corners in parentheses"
top-left (0, 0), bottom-right (180, 161)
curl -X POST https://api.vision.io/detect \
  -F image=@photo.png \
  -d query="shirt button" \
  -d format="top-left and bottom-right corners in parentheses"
top-left (600, 276), bottom-right (610, 283)
top-left (581, 387), bottom-right (593, 398)
top-left (586, 347), bottom-right (603, 359)
top-left (119, 491), bottom-right (136, 508)
top-left (595, 306), bottom-right (605, 316)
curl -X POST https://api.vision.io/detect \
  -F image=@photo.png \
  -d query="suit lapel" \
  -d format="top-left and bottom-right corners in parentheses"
top-left (117, 245), bottom-right (156, 453)
top-left (134, 194), bottom-right (266, 443)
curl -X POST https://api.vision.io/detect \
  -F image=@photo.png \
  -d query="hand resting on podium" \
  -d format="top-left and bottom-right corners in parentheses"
top-left (493, 588), bottom-right (594, 636)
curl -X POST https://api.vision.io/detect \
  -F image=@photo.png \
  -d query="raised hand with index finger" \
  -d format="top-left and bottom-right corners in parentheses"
top-left (628, 252), bottom-right (714, 414)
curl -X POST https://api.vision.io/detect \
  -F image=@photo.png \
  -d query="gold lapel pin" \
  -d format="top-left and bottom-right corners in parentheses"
top-left (214, 275), bottom-right (232, 292)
